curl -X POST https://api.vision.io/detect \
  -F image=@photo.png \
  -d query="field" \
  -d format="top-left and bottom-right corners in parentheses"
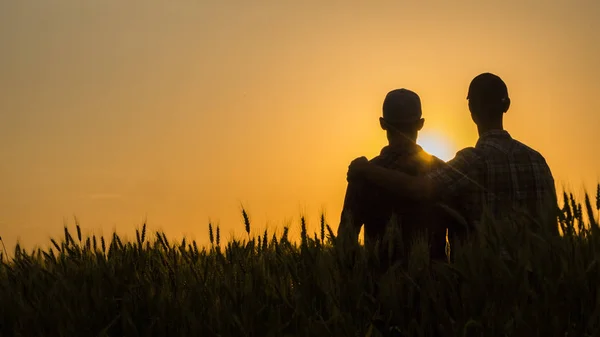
top-left (1, 187), bottom-right (599, 337)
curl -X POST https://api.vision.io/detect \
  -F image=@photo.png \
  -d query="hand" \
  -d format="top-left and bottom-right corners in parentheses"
top-left (347, 156), bottom-right (369, 182)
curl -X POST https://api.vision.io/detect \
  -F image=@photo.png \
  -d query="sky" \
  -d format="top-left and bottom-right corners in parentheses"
top-left (1, 0), bottom-right (599, 251)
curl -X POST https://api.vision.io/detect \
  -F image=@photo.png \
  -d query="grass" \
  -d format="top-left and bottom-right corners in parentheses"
top-left (0, 185), bottom-right (599, 337)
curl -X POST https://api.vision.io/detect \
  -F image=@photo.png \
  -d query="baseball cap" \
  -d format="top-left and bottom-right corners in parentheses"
top-left (382, 88), bottom-right (422, 125)
top-left (467, 73), bottom-right (509, 103)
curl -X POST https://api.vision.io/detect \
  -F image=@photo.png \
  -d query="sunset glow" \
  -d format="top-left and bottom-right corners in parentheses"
top-left (0, 1), bottom-right (599, 251)
top-left (418, 132), bottom-right (456, 162)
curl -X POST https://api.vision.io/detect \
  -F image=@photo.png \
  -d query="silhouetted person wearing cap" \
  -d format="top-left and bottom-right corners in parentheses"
top-left (347, 73), bottom-right (558, 256)
top-left (338, 89), bottom-right (448, 265)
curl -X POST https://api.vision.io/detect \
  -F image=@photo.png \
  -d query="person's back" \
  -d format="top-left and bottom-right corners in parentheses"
top-left (360, 141), bottom-right (445, 253)
top-left (478, 132), bottom-right (555, 220)
top-left (426, 73), bottom-right (558, 245)
top-left (338, 89), bottom-right (449, 263)
top-left (441, 131), bottom-right (557, 241)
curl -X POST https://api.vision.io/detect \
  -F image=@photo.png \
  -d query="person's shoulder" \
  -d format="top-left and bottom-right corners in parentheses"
top-left (368, 154), bottom-right (385, 166)
top-left (412, 147), bottom-right (481, 173)
top-left (370, 146), bottom-right (409, 168)
top-left (421, 152), bottom-right (446, 171)
top-left (455, 146), bottom-right (479, 156)
top-left (402, 147), bottom-right (438, 172)
top-left (430, 154), bottom-right (445, 167)
top-left (426, 146), bottom-right (484, 175)
top-left (448, 146), bottom-right (482, 164)
top-left (511, 138), bottom-right (550, 163)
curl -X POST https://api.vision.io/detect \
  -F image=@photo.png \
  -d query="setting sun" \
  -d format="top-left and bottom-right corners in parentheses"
top-left (417, 131), bottom-right (456, 162)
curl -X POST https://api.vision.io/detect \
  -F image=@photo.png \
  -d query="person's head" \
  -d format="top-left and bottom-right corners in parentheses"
top-left (379, 88), bottom-right (425, 143)
top-left (467, 73), bottom-right (511, 127)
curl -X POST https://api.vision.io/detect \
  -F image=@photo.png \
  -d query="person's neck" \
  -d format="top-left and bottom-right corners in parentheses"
top-left (389, 133), bottom-right (417, 147)
top-left (477, 121), bottom-right (504, 137)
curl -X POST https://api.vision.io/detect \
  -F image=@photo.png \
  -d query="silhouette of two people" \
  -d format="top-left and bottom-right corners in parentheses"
top-left (341, 72), bottom-right (558, 265)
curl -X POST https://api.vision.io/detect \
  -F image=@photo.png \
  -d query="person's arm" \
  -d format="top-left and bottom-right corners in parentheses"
top-left (347, 157), bottom-right (434, 201)
top-left (364, 164), bottom-right (434, 201)
top-left (542, 164), bottom-right (560, 236)
top-left (348, 148), bottom-right (481, 202)
top-left (337, 180), bottom-right (364, 244)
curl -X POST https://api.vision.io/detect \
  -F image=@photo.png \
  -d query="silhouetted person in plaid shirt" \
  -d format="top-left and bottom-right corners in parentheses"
top-left (347, 73), bottom-right (558, 256)
top-left (338, 89), bottom-right (449, 264)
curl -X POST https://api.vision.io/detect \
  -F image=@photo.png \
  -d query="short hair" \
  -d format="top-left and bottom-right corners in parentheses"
top-left (467, 73), bottom-right (510, 112)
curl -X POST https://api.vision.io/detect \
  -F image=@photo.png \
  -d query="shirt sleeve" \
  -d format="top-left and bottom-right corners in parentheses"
top-left (427, 147), bottom-right (483, 199)
top-left (337, 179), bottom-right (365, 241)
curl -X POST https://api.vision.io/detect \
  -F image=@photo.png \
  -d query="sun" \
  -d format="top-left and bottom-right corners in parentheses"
top-left (417, 131), bottom-right (456, 162)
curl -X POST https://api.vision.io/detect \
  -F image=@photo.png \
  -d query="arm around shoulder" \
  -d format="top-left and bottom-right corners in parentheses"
top-left (362, 164), bottom-right (436, 201)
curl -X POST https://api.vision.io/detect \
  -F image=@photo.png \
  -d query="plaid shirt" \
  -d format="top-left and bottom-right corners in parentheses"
top-left (428, 130), bottom-right (557, 238)
top-left (340, 138), bottom-right (448, 260)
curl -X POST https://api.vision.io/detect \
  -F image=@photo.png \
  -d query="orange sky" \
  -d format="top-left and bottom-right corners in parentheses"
top-left (1, 1), bottom-right (599, 251)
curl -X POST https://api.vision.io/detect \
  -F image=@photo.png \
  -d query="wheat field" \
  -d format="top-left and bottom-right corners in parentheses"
top-left (0, 186), bottom-right (599, 337)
